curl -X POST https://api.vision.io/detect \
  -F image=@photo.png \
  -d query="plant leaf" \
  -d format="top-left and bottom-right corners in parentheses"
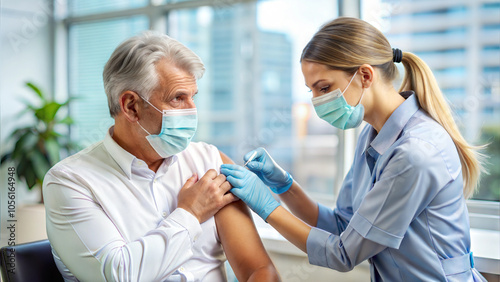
top-left (0, 153), bottom-right (12, 165)
top-left (45, 138), bottom-right (61, 164)
top-left (58, 116), bottom-right (74, 125)
top-left (49, 131), bottom-right (62, 138)
top-left (35, 102), bottom-right (62, 123)
top-left (23, 162), bottom-right (38, 190)
top-left (9, 127), bottom-right (32, 139)
top-left (17, 155), bottom-right (28, 174)
top-left (26, 82), bottom-right (45, 101)
top-left (29, 150), bottom-right (50, 182)
top-left (12, 132), bottom-right (38, 160)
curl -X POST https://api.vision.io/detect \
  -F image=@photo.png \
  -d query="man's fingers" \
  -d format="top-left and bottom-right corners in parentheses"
top-left (192, 173), bottom-right (199, 182)
top-left (213, 173), bottom-right (227, 186)
top-left (200, 169), bottom-right (218, 181)
top-left (182, 173), bottom-right (198, 190)
top-left (219, 180), bottom-right (232, 193)
top-left (223, 192), bottom-right (239, 204)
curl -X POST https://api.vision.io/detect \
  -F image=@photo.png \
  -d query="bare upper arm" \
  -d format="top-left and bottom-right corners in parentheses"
top-left (219, 150), bottom-right (234, 165)
top-left (215, 150), bottom-right (280, 281)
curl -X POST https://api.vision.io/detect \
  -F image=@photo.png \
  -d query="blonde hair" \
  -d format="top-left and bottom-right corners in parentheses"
top-left (301, 17), bottom-right (485, 199)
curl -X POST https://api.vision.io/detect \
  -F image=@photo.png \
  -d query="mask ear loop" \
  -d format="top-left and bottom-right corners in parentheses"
top-left (138, 95), bottom-right (163, 114)
top-left (356, 88), bottom-right (366, 107)
top-left (137, 121), bottom-right (151, 135)
top-left (136, 94), bottom-right (160, 135)
top-left (341, 70), bottom-right (359, 95)
top-left (344, 70), bottom-right (365, 107)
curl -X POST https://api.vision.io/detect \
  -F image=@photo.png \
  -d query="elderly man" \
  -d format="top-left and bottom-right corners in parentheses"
top-left (43, 32), bottom-right (279, 281)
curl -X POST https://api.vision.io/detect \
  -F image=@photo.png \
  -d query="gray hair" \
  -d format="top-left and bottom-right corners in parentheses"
top-left (103, 31), bottom-right (205, 117)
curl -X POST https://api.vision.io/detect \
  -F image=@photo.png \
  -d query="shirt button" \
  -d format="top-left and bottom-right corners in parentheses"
top-left (154, 179), bottom-right (157, 183)
top-left (162, 212), bottom-right (167, 217)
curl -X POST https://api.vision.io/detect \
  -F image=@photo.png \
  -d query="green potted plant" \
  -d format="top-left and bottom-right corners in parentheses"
top-left (1, 82), bottom-right (77, 203)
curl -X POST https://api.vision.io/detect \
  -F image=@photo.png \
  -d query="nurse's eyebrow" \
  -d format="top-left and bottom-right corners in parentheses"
top-left (311, 79), bottom-right (325, 89)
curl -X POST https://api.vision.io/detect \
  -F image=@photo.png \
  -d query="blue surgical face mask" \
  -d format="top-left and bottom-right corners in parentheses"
top-left (311, 70), bottom-right (365, 130)
top-left (137, 97), bottom-right (197, 158)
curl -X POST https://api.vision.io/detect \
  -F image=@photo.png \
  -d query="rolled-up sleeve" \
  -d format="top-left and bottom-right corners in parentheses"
top-left (316, 166), bottom-right (355, 235)
top-left (307, 225), bottom-right (386, 271)
top-left (44, 169), bottom-right (202, 282)
top-left (316, 204), bottom-right (351, 236)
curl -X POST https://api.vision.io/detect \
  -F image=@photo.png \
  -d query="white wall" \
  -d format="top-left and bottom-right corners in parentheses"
top-left (0, 0), bottom-right (53, 248)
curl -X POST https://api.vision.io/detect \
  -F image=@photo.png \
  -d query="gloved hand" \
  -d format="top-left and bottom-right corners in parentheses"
top-left (220, 164), bottom-right (280, 221)
top-left (244, 148), bottom-right (293, 194)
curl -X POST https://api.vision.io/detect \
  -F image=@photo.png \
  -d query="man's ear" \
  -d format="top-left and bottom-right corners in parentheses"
top-left (359, 64), bottom-right (375, 89)
top-left (120, 91), bottom-right (141, 123)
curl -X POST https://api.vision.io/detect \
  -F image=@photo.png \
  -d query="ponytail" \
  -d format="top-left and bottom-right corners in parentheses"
top-left (301, 17), bottom-right (486, 199)
top-left (399, 52), bottom-right (486, 199)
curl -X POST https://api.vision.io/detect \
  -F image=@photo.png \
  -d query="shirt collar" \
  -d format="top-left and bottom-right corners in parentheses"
top-left (103, 126), bottom-right (136, 179)
top-left (370, 91), bottom-right (419, 155)
top-left (103, 126), bottom-right (179, 179)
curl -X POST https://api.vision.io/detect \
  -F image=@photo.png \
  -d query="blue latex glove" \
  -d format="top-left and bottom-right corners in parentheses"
top-left (220, 164), bottom-right (280, 221)
top-left (244, 148), bottom-right (293, 194)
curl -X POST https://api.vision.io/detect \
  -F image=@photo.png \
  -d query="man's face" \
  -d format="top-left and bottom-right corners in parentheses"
top-left (140, 58), bottom-right (198, 134)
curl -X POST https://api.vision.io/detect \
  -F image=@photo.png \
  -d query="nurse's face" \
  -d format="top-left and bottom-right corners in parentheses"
top-left (301, 60), bottom-right (361, 107)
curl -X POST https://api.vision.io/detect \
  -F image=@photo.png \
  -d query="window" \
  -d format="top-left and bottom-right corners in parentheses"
top-left (63, 0), bottom-right (340, 203)
top-left (167, 0), bottom-right (338, 195)
top-left (363, 0), bottom-right (500, 229)
top-left (68, 16), bottom-right (149, 147)
top-left (68, 0), bottom-right (149, 16)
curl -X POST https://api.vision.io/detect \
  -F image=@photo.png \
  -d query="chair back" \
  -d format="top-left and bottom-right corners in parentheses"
top-left (0, 240), bottom-right (64, 282)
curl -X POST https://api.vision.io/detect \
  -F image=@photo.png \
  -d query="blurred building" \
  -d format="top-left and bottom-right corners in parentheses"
top-left (381, 0), bottom-right (500, 141)
top-left (171, 3), bottom-right (294, 170)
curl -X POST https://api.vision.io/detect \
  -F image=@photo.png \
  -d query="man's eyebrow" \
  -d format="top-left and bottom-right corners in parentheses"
top-left (168, 89), bottom-right (198, 98)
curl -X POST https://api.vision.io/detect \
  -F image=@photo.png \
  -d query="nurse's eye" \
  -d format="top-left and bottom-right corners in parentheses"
top-left (319, 85), bottom-right (330, 94)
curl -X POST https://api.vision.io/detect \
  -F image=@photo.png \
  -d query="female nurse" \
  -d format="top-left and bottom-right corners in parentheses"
top-left (221, 17), bottom-right (487, 281)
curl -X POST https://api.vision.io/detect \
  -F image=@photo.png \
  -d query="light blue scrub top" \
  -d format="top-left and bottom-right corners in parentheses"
top-left (307, 92), bottom-right (486, 281)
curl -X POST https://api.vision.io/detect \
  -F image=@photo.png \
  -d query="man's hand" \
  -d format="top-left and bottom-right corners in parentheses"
top-left (178, 169), bottom-right (238, 223)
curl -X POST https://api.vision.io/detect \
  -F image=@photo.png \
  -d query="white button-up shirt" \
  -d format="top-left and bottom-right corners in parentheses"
top-left (43, 127), bottom-right (226, 281)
